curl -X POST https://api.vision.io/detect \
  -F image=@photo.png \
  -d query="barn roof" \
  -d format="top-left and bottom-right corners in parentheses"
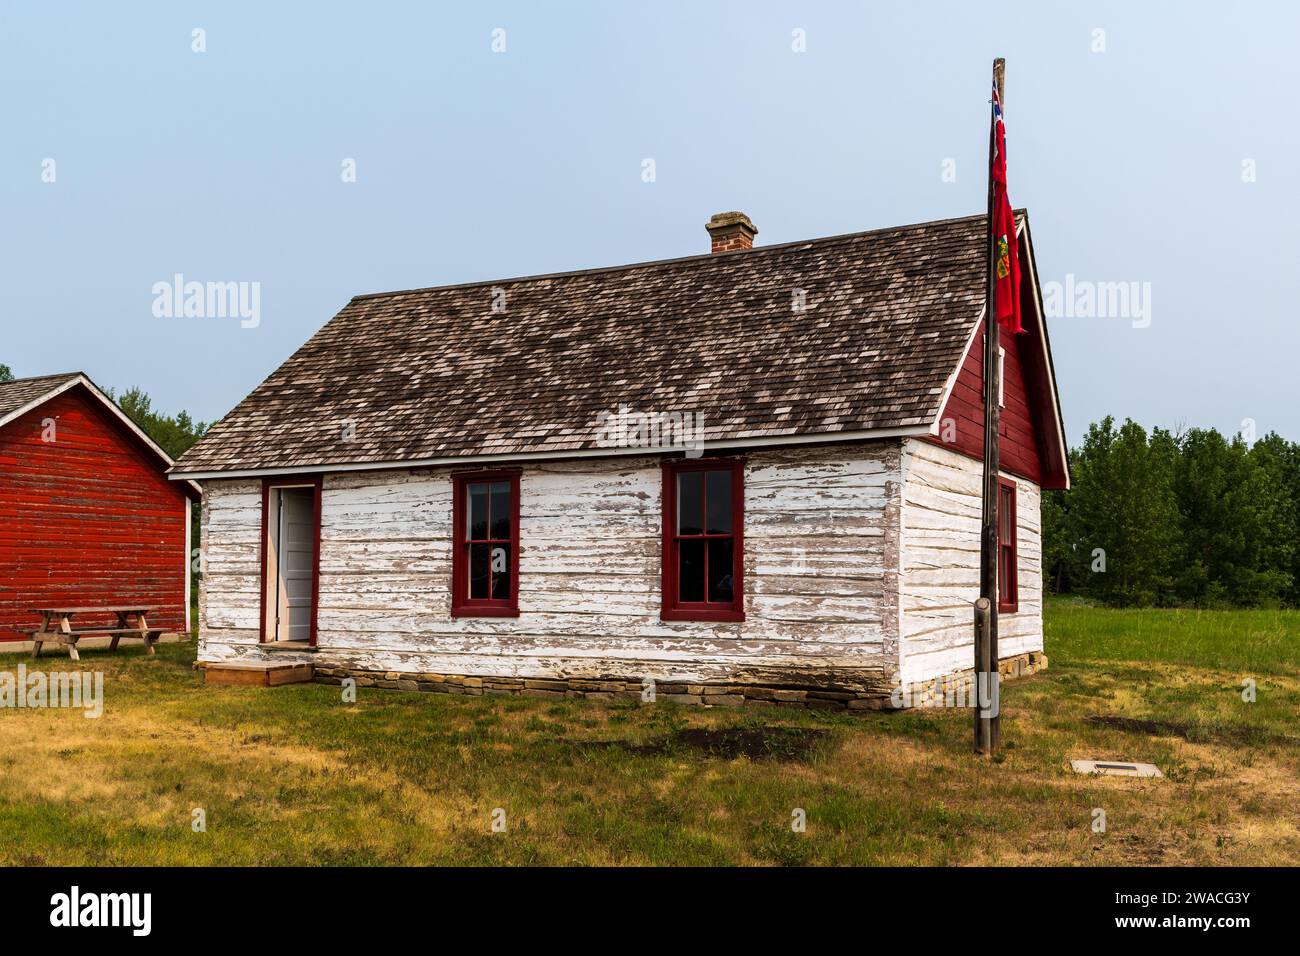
top-left (171, 212), bottom-right (1067, 482)
top-left (0, 372), bottom-right (201, 498)
top-left (0, 372), bottom-right (84, 421)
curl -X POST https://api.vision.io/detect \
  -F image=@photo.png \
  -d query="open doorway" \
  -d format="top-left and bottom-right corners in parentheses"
top-left (262, 482), bottom-right (320, 644)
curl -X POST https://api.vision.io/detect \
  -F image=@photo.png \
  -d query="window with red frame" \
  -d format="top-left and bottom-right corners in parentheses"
top-left (998, 478), bottom-right (1018, 613)
top-left (661, 459), bottom-right (744, 622)
top-left (451, 471), bottom-right (520, 617)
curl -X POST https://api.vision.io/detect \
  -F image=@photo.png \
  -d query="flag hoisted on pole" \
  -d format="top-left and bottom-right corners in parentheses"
top-left (975, 57), bottom-right (1023, 755)
top-left (991, 80), bottom-right (1023, 336)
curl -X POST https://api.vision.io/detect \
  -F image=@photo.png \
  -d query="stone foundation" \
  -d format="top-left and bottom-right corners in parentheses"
top-left (894, 651), bottom-right (1048, 708)
top-left (312, 651), bottom-right (1046, 713)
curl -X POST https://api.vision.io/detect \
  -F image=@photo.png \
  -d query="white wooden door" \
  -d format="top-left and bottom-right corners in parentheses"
top-left (274, 488), bottom-right (316, 642)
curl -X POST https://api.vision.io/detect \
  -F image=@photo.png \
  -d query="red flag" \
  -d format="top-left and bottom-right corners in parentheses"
top-left (991, 85), bottom-right (1022, 334)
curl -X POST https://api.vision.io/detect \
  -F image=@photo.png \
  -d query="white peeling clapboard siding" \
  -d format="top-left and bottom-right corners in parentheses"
top-left (198, 444), bottom-right (903, 684)
top-left (197, 479), bottom-right (262, 641)
top-left (897, 439), bottom-right (1042, 685)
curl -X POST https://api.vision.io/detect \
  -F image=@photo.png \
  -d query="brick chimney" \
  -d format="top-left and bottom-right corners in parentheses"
top-left (705, 211), bottom-right (757, 253)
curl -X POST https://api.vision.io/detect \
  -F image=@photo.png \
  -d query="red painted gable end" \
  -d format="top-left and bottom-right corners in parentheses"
top-left (0, 387), bottom-right (190, 640)
top-left (924, 316), bottom-right (1045, 485)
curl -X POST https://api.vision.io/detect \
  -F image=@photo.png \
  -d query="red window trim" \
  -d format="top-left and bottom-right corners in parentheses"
top-left (998, 476), bottom-right (1018, 614)
top-left (258, 475), bottom-right (323, 646)
top-left (661, 457), bottom-right (745, 622)
top-left (451, 469), bottom-right (521, 618)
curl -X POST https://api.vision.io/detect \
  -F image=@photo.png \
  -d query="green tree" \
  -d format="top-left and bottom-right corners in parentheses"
top-left (0, 363), bottom-right (14, 382)
top-left (1248, 432), bottom-right (1300, 605)
top-left (1173, 428), bottom-right (1292, 606)
top-left (1063, 417), bottom-right (1181, 606)
top-left (113, 386), bottom-right (208, 459)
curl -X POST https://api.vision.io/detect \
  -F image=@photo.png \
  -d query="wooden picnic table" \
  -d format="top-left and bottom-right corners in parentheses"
top-left (24, 606), bottom-right (162, 661)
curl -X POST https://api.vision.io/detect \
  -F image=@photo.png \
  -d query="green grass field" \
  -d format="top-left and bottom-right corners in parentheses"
top-left (1, 602), bottom-right (1297, 866)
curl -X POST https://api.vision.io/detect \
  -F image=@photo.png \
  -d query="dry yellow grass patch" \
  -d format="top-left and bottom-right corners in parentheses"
top-left (1, 624), bottom-right (1296, 866)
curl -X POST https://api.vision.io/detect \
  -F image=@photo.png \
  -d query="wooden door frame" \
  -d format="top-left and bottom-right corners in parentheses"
top-left (258, 476), bottom-right (323, 645)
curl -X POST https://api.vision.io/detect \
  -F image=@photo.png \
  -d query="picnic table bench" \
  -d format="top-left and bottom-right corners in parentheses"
top-left (21, 606), bottom-right (162, 661)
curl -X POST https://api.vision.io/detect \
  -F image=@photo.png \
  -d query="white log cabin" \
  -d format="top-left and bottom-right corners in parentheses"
top-left (171, 211), bottom-right (1068, 708)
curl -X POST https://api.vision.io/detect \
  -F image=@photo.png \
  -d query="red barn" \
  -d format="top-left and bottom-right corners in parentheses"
top-left (0, 372), bottom-right (200, 646)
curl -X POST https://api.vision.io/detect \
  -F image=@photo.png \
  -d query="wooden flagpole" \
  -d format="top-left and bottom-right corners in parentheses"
top-left (975, 57), bottom-right (1005, 755)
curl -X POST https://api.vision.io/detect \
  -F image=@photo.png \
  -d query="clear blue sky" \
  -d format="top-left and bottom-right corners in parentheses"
top-left (3, 1), bottom-right (1297, 445)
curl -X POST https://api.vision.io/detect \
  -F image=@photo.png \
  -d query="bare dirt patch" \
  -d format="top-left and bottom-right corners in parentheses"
top-left (574, 726), bottom-right (830, 761)
top-left (1085, 713), bottom-right (1298, 746)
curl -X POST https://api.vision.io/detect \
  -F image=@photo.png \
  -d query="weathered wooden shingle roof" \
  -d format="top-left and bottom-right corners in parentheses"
top-left (0, 372), bottom-right (84, 422)
top-left (173, 213), bottom-right (998, 476)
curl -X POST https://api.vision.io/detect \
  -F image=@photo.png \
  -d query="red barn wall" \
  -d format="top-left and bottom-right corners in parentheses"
top-left (0, 388), bottom-right (189, 640)
top-left (923, 317), bottom-right (1044, 484)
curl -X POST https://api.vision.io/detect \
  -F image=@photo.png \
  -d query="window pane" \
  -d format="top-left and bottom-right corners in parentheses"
top-left (490, 543), bottom-right (512, 599)
top-left (1000, 487), bottom-right (1013, 539)
top-left (677, 471), bottom-right (703, 535)
top-left (678, 539), bottom-right (705, 602)
top-left (706, 470), bottom-right (732, 534)
top-left (707, 538), bottom-right (734, 603)
top-left (489, 481), bottom-right (512, 539)
top-left (468, 483), bottom-right (489, 540)
top-left (469, 542), bottom-right (492, 599)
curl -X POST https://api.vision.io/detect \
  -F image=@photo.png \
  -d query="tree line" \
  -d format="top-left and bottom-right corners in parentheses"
top-left (110, 386), bottom-right (208, 459)
top-left (1043, 417), bottom-right (1300, 608)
